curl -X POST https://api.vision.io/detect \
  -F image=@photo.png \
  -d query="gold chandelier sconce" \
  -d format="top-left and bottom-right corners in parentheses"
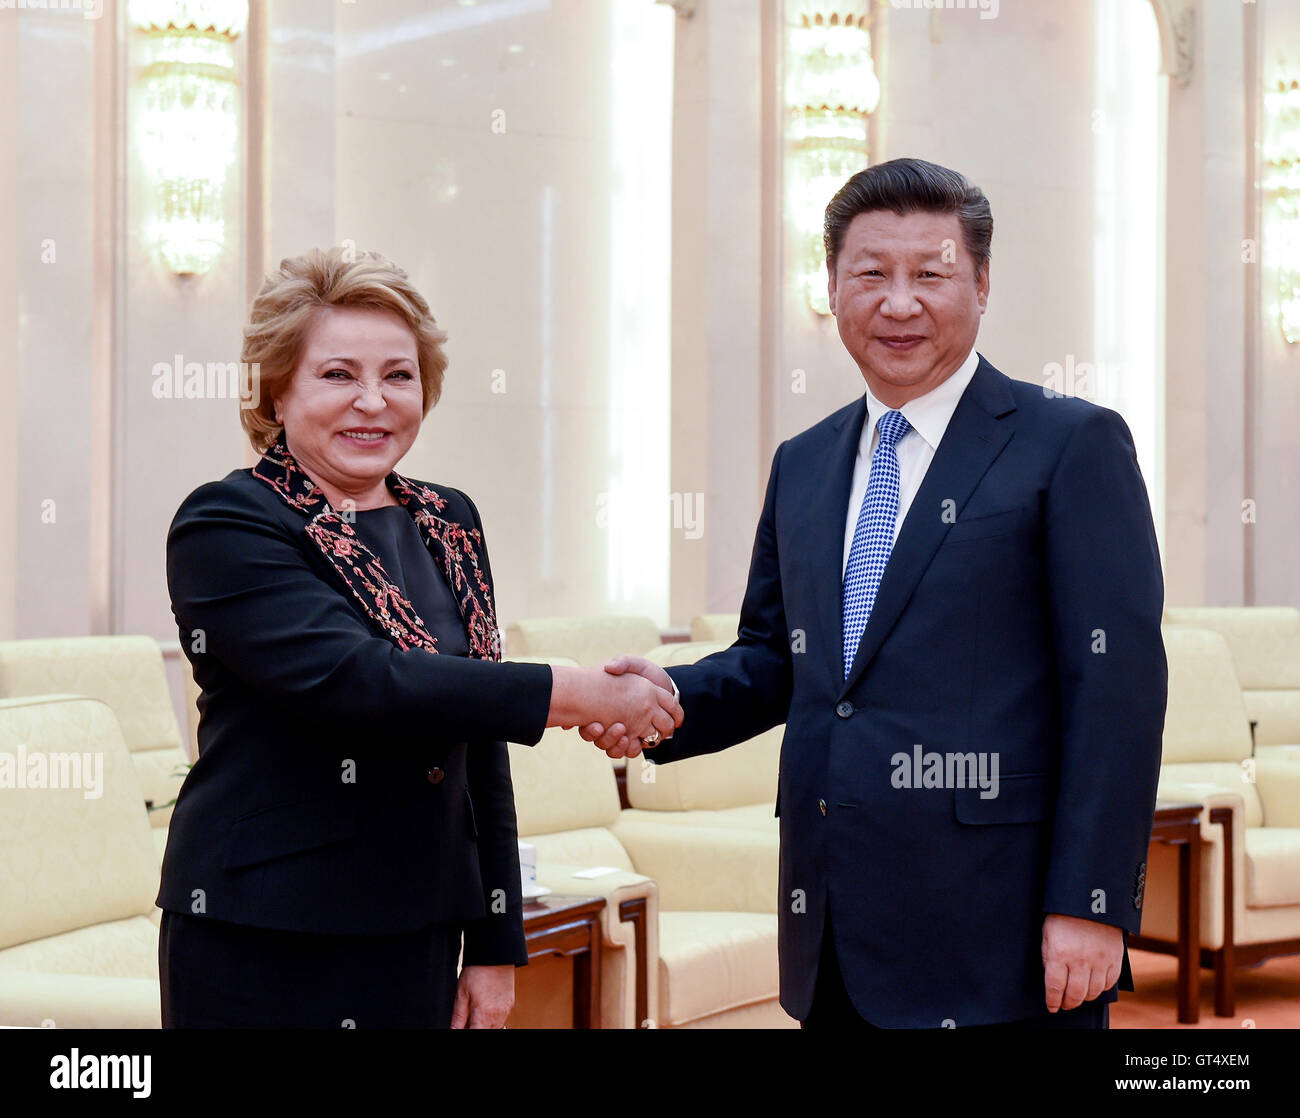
top-left (1264, 70), bottom-right (1300, 345)
top-left (785, 1), bottom-right (880, 316)
top-left (129, 0), bottom-right (249, 276)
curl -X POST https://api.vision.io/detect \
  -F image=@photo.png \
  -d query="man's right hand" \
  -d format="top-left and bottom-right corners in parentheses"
top-left (577, 656), bottom-right (678, 758)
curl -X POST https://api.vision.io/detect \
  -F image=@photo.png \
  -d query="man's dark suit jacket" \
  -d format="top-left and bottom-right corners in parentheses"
top-left (650, 355), bottom-right (1167, 1027)
top-left (157, 447), bottom-right (553, 966)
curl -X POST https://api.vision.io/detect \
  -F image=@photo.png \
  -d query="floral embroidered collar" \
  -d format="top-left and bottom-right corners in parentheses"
top-left (252, 432), bottom-right (501, 662)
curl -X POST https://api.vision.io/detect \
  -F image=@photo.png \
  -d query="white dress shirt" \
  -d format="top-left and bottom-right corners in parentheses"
top-left (842, 348), bottom-right (981, 577)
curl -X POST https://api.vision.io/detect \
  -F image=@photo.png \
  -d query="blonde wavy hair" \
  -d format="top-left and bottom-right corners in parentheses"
top-left (240, 247), bottom-right (449, 453)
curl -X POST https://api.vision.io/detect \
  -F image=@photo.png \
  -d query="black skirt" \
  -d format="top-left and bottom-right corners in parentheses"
top-left (159, 910), bottom-right (462, 1028)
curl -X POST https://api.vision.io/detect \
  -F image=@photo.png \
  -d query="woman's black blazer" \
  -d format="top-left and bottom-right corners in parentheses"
top-left (156, 459), bottom-right (552, 965)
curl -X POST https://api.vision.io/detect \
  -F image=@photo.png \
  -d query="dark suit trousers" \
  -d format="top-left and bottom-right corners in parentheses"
top-left (801, 913), bottom-right (1109, 1031)
top-left (159, 910), bottom-right (463, 1028)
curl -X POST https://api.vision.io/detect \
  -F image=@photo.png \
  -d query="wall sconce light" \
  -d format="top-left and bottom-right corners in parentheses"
top-left (785, 1), bottom-right (880, 316)
top-left (1263, 71), bottom-right (1300, 345)
top-left (129, 0), bottom-right (249, 276)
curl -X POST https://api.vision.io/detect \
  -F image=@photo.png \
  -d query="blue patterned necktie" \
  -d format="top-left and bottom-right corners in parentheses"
top-left (842, 409), bottom-right (911, 678)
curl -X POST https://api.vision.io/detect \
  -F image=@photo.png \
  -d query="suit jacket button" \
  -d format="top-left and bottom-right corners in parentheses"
top-left (426, 766), bottom-right (445, 785)
top-left (818, 798), bottom-right (828, 816)
top-left (835, 701), bottom-right (854, 719)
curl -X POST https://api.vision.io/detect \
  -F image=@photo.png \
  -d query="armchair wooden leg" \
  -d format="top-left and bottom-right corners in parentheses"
top-left (1210, 806), bottom-right (1236, 1017)
top-left (1214, 944), bottom-right (1236, 1017)
top-left (1176, 821), bottom-right (1201, 1024)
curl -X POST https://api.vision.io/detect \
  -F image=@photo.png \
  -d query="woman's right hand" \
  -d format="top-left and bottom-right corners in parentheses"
top-left (547, 665), bottom-right (682, 756)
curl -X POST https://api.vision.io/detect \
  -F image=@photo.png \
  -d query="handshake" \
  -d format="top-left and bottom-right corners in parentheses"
top-left (547, 657), bottom-right (681, 759)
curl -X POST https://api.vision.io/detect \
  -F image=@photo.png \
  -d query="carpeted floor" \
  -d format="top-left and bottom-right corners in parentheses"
top-left (1112, 948), bottom-right (1300, 1028)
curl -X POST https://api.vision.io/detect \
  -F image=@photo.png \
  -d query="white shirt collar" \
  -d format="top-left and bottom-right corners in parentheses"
top-left (861, 347), bottom-right (981, 452)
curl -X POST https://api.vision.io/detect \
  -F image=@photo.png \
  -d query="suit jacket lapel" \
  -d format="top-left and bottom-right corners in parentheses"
top-left (391, 473), bottom-right (504, 663)
top-left (812, 396), bottom-right (869, 684)
top-left (839, 357), bottom-right (1017, 697)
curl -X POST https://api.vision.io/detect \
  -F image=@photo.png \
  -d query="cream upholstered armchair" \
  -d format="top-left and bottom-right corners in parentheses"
top-left (1163, 607), bottom-right (1300, 762)
top-left (622, 640), bottom-right (780, 835)
top-left (0, 636), bottom-right (189, 864)
top-left (507, 665), bottom-right (793, 1027)
top-left (1132, 626), bottom-right (1300, 1016)
top-left (0, 695), bottom-right (163, 1028)
top-left (608, 816), bottom-right (793, 1028)
top-left (689, 614), bottom-right (741, 643)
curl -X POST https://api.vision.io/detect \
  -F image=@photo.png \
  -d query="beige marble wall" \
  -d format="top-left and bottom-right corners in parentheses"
top-left (1254, 0), bottom-right (1300, 608)
top-left (332, 0), bottom-right (675, 627)
top-left (264, 0), bottom-right (335, 292)
top-left (4, 6), bottom-right (100, 640)
top-left (669, 0), bottom-right (771, 623)
top-left (1, 0), bottom-right (1291, 662)
top-left (116, 12), bottom-right (252, 643)
top-left (1161, 0), bottom-right (1250, 607)
top-left (0, 11), bottom-right (18, 640)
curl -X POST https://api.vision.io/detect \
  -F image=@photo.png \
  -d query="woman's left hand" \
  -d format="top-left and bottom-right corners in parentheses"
top-left (450, 964), bottom-right (515, 1028)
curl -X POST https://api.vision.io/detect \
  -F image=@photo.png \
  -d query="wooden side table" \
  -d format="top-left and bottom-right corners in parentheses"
top-left (521, 895), bottom-right (606, 1028)
top-left (1131, 800), bottom-right (1203, 1023)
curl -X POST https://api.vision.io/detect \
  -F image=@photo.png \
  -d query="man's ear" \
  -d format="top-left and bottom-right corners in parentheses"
top-left (827, 264), bottom-right (838, 315)
top-left (976, 260), bottom-right (990, 313)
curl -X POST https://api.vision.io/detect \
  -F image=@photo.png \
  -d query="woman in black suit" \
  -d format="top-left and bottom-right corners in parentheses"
top-left (157, 247), bottom-right (680, 1028)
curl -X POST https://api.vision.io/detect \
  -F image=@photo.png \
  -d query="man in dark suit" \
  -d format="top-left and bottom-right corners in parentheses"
top-left (582, 158), bottom-right (1167, 1028)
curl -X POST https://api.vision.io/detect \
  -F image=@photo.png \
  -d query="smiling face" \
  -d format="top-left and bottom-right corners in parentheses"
top-left (828, 209), bottom-right (989, 408)
top-left (272, 305), bottom-right (425, 510)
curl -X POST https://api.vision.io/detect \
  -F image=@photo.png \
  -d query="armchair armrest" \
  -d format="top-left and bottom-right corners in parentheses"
top-left (530, 865), bottom-right (659, 1027)
top-left (1156, 781), bottom-right (1247, 952)
top-left (1156, 781), bottom-right (1248, 847)
top-left (610, 818), bottom-right (778, 914)
top-left (532, 865), bottom-right (656, 949)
